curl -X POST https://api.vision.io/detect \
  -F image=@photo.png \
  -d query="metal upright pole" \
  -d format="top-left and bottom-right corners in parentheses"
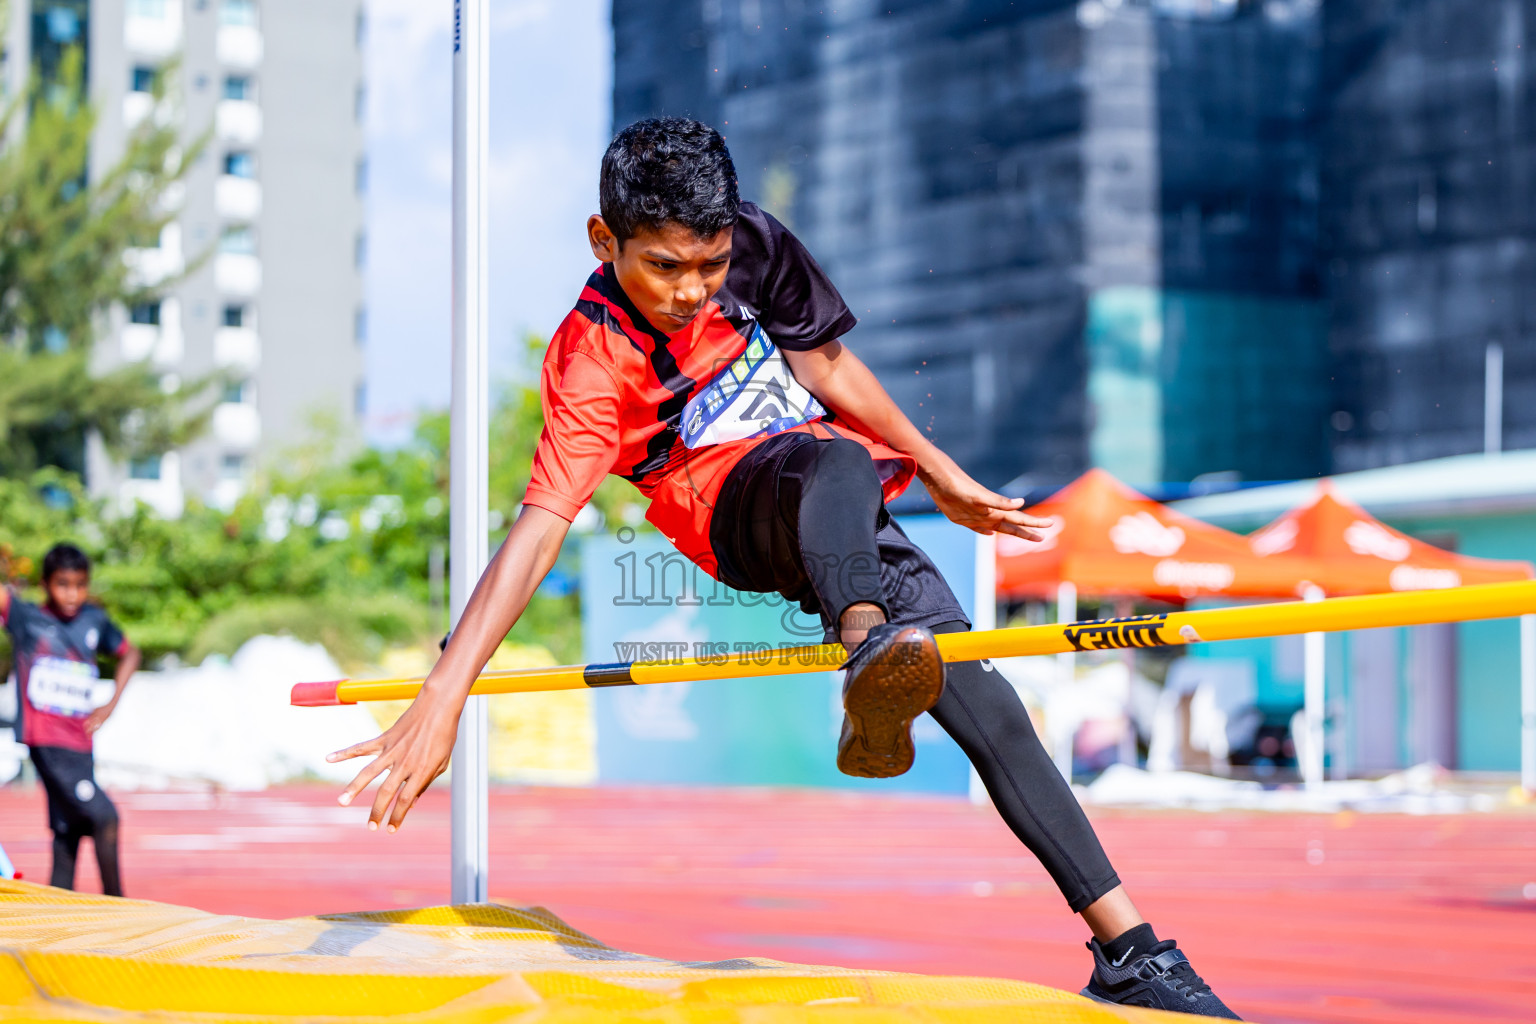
top-left (1054, 580), bottom-right (1078, 780)
top-left (1302, 584), bottom-right (1326, 789)
top-left (969, 534), bottom-right (997, 804)
top-left (1485, 341), bottom-right (1504, 455)
top-left (449, 0), bottom-right (490, 905)
top-left (1521, 614), bottom-right (1535, 794)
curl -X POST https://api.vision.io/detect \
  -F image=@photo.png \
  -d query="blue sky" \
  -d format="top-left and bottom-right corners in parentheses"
top-left (362, 0), bottom-right (611, 444)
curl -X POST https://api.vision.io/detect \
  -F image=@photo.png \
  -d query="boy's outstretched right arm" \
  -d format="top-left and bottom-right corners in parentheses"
top-left (329, 504), bottom-right (572, 832)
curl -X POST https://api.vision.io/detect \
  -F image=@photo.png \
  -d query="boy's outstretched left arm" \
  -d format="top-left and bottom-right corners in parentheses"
top-left (328, 505), bottom-right (572, 832)
top-left (784, 342), bottom-right (1050, 540)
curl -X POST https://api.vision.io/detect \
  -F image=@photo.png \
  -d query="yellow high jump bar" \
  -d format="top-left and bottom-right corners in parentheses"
top-left (291, 579), bottom-right (1536, 706)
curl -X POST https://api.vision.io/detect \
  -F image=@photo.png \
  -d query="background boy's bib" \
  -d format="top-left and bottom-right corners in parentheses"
top-left (680, 324), bottom-right (825, 449)
top-left (26, 656), bottom-right (105, 719)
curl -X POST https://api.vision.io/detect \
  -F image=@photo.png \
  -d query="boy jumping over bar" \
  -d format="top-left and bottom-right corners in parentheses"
top-left (1, 544), bottom-right (137, 896)
top-left (332, 119), bottom-right (1238, 1018)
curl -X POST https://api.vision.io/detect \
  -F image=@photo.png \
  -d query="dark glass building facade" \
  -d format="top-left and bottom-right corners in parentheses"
top-left (611, 0), bottom-right (1531, 490)
top-left (1321, 0), bottom-right (1536, 469)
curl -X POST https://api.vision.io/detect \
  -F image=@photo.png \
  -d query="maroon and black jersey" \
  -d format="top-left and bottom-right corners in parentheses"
top-left (524, 204), bottom-right (915, 574)
top-left (2, 590), bottom-right (126, 753)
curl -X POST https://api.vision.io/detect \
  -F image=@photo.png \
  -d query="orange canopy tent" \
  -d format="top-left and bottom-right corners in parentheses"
top-left (1246, 484), bottom-right (1534, 595)
top-left (1245, 483), bottom-right (1532, 788)
top-left (996, 468), bottom-right (1316, 602)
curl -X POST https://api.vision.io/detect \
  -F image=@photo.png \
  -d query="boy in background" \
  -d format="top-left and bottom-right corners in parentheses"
top-left (0, 543), bottom-right (137, 895)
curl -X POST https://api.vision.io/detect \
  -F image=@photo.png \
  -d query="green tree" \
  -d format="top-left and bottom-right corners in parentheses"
top-left (1, 341), bottom-right (648, 669)
top-left (0, 44), bottom-right (212, 477)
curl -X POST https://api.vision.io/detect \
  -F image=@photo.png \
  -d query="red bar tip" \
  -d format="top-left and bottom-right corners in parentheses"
top-left (291, 680), bottom-right (349, 707)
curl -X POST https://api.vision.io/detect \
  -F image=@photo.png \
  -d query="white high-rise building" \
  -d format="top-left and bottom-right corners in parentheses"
top-left (9, 0), bottom-right (367, 515)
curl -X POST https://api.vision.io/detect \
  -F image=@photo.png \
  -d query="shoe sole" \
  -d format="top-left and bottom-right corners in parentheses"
top-left (836, 627), bottom-right (944, 778)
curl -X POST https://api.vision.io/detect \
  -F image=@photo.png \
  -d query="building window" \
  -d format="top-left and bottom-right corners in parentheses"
top-left (129, 455), bottom-right (162, 480)
top-left (354, 381), bottom-right (367, 417)
top-left (222, 379), bottom-right (248, 404)
top-left (220, 454), bottom-right (246, 480)
top-left (355, 9), bottom-right (366, 47)
top-left (33, 3), bottom-right (88, 93)
top-left (129, 301), bottom-right (161, 325)
top-left (127, 0), bottom-right (168, 20)
top-left (219, 225), bottom-right (256, 255)
top-left (355, 83), bottom-right (367, 123)
top-left (354, 231), bottom-right (367, 269)
top-left (220, 0), bottom-right (257, 28)
top-left (355, 157), bottom-right (368, 194)
top-left (354, 307), bottom-right (367, 345)
top-left (222, 304), bottom-right (246, 328)
top-left (223, 75), bottom-right (252, 101)
top-left (223, 151), bottom-right (255, 178)
top-left (43, 7), bottom-right (82, 43)
top-left (130, 65), bottom-right (157, 93)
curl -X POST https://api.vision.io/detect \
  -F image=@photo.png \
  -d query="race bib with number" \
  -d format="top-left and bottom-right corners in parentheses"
top-left (680, 324), bottom-right (825, 449)
top-left (27, 657), bottom-right (105, 719)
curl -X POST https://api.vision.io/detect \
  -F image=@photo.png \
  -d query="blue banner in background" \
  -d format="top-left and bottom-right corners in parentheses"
top-left (580, 515), bottom-right (977, 794)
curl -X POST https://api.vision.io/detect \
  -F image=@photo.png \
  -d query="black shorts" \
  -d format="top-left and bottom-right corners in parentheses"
top-left (30, 745), bottom-right (117, 837)
top-left (710, 432), bottom-right (969, 643)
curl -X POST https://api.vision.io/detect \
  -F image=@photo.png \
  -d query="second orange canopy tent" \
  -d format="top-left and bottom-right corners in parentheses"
top-left (996, 469), bottom-right (1532, 603)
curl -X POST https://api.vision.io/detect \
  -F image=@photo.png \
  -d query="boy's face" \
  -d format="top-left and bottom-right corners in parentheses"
top-left (587, 215), bottom-right (733, 334)
top-left (44, 568), bottom-right (89, 619)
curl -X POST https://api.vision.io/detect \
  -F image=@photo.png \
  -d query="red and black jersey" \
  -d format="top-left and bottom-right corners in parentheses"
top-left (524, 204), bottom-right (915, 575)
top-left (2, 589), bottom-right (127, 753)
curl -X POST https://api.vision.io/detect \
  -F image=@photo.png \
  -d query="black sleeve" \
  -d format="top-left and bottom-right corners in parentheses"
top-left (96, 612), bottom-right (127, 658)
top-left (723, 203), bottom-right (858, 351)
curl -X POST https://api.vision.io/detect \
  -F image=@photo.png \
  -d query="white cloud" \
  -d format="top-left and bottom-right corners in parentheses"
top-left (493, 0), bottom-right (555, 32)
top-left (365, 0), bottom-right (452, 142)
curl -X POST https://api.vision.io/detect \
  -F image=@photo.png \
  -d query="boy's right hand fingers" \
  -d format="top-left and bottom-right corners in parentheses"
top-left (328, 734), bottom-right (383, 764)
top-left (338, 753), bottom-right (391, 809)
top-left (387, 773), bottom-right (433, 832)
top-left (370, 765), bottom-right (407, 832)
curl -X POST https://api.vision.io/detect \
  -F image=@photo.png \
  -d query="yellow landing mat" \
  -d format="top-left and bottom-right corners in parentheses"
top-left (0, 880), bottom-right (1203, 1023)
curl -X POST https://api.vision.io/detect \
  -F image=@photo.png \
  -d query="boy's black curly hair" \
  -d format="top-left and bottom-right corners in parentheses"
top-left (42, 543), bottom-right (90, 581)
top-left (600, 118), bottom-right (740, 245)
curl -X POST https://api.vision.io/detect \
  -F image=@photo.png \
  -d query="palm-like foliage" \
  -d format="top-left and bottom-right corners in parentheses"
top-left (0, 41), bottom-right (212, 477)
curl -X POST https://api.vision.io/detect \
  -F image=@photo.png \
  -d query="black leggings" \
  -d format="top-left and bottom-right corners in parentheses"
top-left (711, 434), bottom-right (1122, 912)
top-left (30, 746), bottom-right (123, 896)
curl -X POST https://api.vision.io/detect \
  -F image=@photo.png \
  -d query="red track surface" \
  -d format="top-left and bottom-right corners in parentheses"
top-left (0, 784), bottom-right (1532, 1024)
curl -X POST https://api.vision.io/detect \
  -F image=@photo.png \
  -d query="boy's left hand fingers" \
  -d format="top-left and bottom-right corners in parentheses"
top-left (986, 504), bottom-right (1051, 528)
top-left (975, 489), bottom-right (1024, 511)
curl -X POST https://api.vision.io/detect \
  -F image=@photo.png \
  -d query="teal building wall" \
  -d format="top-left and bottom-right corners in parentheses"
top-left (580, 516), bottom-right (980, 793)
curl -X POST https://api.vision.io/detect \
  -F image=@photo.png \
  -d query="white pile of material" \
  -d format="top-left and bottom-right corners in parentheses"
top-left (1082, 762), bottom-right (1501, 814)
top-left (91, 636), bottom-right (382, 791)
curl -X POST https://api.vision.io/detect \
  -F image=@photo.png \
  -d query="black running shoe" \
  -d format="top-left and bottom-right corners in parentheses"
top-left (836, 624), bottom-right (945, 778)
top-left (1082, 937), bottom-right (1241, 1019)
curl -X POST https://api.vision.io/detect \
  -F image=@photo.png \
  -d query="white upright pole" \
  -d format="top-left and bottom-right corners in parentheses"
top-left (1302, 584), bottom-right (1326, 789)
top-left (969, 534), bottom-right (997, 804)
top-left (449, 0), bottom-right (491, 905)
top-left (1054, 580), bottom-right (1078, 781)
top-left (1485, 341), bottom-right (1504, 455)
top-left (1521, 614), bottom-right (1535, 794)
